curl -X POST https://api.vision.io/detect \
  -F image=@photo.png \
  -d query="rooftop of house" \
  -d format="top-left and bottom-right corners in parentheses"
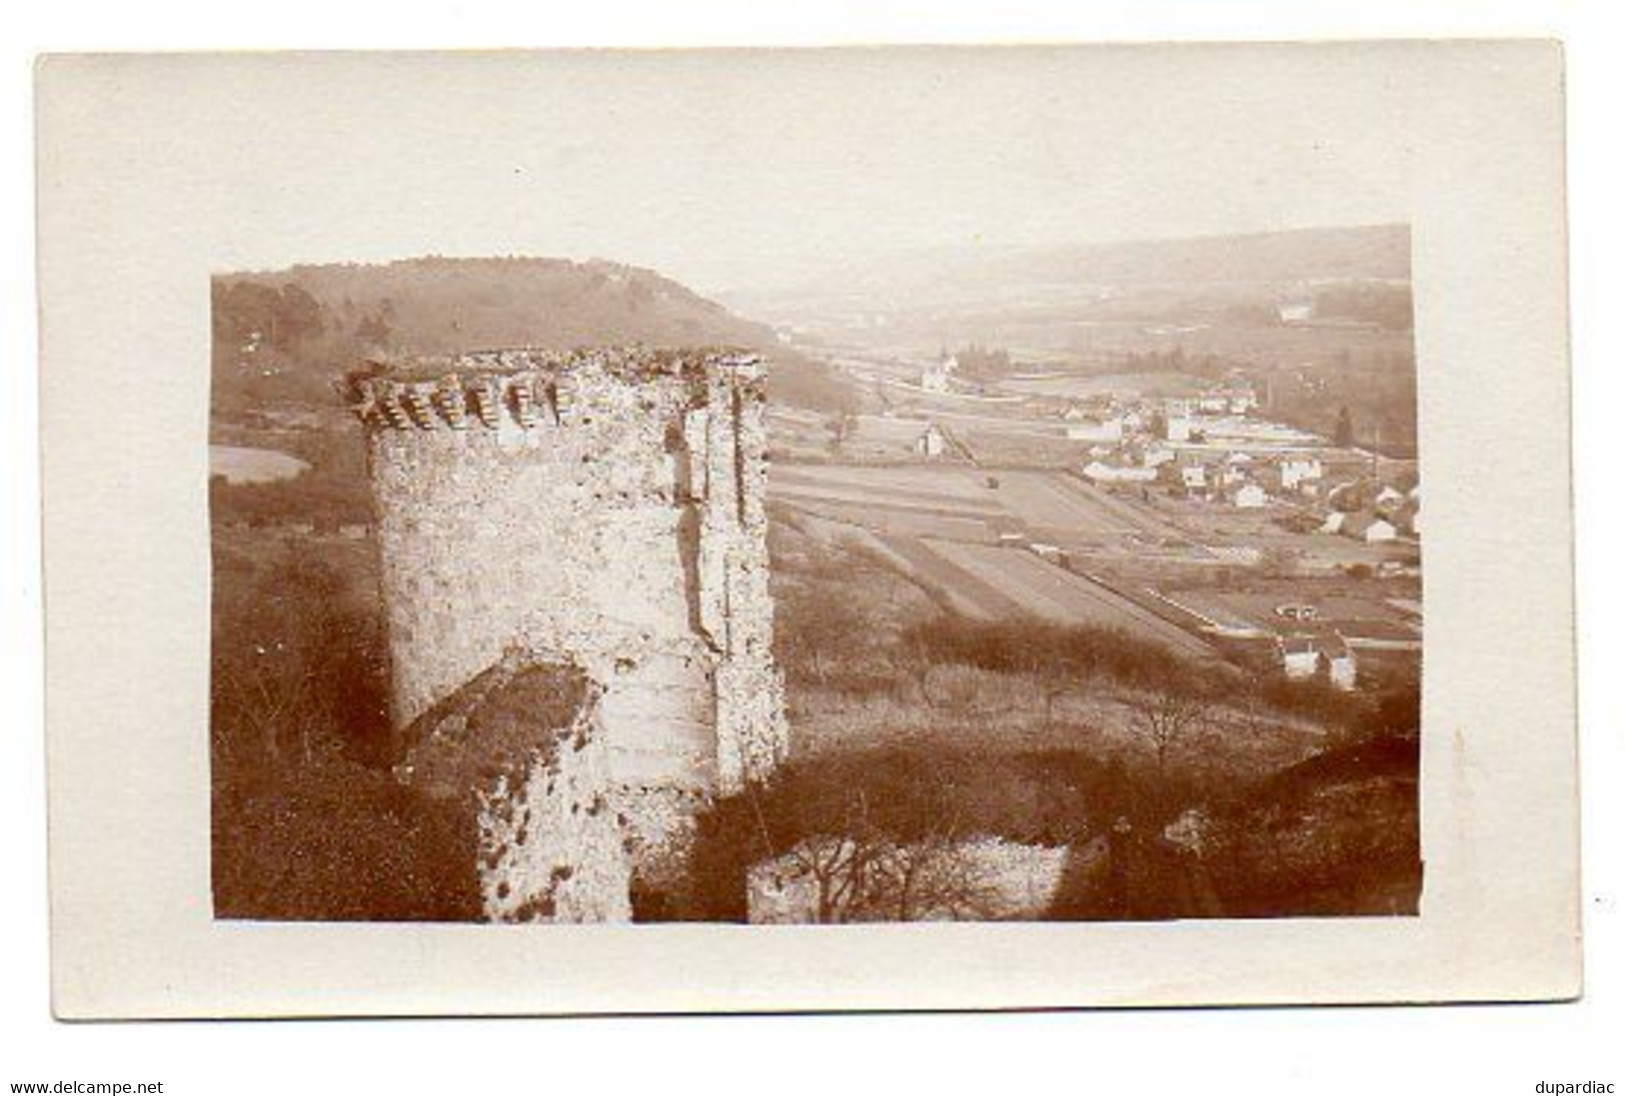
top-left (1281, 631), bottom-right (1355, 660)
top-left (1319, 635), bottom-right (1355, 660)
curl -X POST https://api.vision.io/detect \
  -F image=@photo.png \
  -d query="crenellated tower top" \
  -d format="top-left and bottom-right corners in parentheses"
top-left (343, 346), bottom-right (764, 432)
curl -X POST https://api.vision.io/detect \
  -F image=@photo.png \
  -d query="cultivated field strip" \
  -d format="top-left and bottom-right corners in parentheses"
top-left (990, 471), bottom-right (1139, 533)
top-left (773, 464), bottom-right (1178, 540)
top-left (772, 463), bottom-right (994, 497)
top-left (1151, 590), bottom-right (1260, 634)
top-left (1018, 471), bottom-right (1181, 539)
top-left (926, 541), bottom-right (1219, 659)
top-left (770, 475), bottom-right (1005, 516)
top-left (880, 535), bottom-right (1029, 619)
top-left (785, 498), bottom-right (996, 543)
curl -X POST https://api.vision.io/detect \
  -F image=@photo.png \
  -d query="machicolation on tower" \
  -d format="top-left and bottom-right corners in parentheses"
top-left (346, 346), bottom-right (789, 921)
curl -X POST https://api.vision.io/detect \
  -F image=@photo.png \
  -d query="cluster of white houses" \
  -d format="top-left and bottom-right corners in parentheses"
top-left (1278, 632), bottom-right (1359, 690)
top-left (899, 362), bottom-right (1422, 542)
top-left (1317, 481), bottom-right (1422, 542)
top-left (1059, 385), bottom-right (1421, 540)
top-left (1082, 444), bottom-right (1327, 508)
top-left (1081, 441), bottom-right (1420, 538)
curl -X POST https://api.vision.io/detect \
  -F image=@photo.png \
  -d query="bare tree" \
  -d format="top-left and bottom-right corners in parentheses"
top-left (1127, 686), bottom-right (1209, 775)
top-left (745, 764), bottom-right (1001, 923)
top-left (1230, 683), bottom-right (1274, 740)
top-left (214, 657), bottom-right (310, 763)
top-left (823, 410), bottom-right (858, 453)
top-left (1018, 645), bottom-right (1086, 722)
top-left (780, 833), bottom-right (999, 923)
top-left (885, 836), bottom-right (1000, 921)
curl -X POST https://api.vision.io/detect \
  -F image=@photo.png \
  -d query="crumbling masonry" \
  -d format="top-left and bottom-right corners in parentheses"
top-left (347, 347), bottom-right (789, 921)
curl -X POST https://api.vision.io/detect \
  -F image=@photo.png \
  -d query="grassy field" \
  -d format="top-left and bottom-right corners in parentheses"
top-left (770, 463), bottom-right (1183, 540)
top-left (772, 465), bottom-right (1005, 513)
top-left (769, 461), bottom-right (1225, 651)
top-left (1156, 583), bottom-right (1422, 645)
top-left (921, 541), bottom-right (1219, 660)
top-left (872, 534), bottom-right (1026, 619)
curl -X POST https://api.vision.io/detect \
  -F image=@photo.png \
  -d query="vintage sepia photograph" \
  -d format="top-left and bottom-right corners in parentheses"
top-left (36, 38), bottom-right (1582, 1018)
top-left (205, 57), bottom-right (1424, 925)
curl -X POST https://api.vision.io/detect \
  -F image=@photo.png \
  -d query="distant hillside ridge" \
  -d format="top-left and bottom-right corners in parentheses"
top-left (211, 255), bottom-right (855, 416)
top-left (996, 224), bottom-right (1411, 287)
top-left (725, 224), bottom-right (1412, 313)
top-left (217, 255), bottom-right (776, 356)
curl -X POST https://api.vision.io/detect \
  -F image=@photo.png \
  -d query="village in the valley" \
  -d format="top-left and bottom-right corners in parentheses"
top-left (763, 327), bottom-right (1422, 695)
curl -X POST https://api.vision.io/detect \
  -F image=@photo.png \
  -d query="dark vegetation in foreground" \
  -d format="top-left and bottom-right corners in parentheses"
top-left (213, 536), bottom-right (1420, 922)
top-left (211, 546), bottom-right (480, 921)
top-left (688, 733), bottom-right (1419, 922)
top-left (740, 518), bottom-right (1421, 921)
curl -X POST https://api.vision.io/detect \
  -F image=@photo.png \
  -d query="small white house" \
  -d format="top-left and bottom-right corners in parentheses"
top-left (1323, 637), bottom-right (1358, 691)
top-left (1180, 464), bottom-right (1208, 490)
top-left (1280, 636), bottom-right (1319, 679)
top-left (1320, 511), bottom-right (1347, 535)
top-left (1277, 455), bottom-right (1325, 491)
top-left (1375, 485), bottom-right (1406, 511)
top-left (1064, 417), bottom-right (1124, 443)
top-left (1141, 443), bottom-right (1176, 468)
top-left (1278, 299), bottom-right (1314, 324)
top-left (1222, 385), bottom-right (1260, 414)
top-left (1361, 517), bottom-right (1398, 543)
top-left (920, 352), bottom-right (957, 393)
top-left (1083, 460), bottom-right (1157, 485)
top-left (1232, 483), bottom-right (1267, 509)
top-left (915, 422), bottom-right (947, 458)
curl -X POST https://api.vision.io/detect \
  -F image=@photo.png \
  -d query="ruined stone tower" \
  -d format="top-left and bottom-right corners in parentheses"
top-left (347, 347), bottom-right (788, 921)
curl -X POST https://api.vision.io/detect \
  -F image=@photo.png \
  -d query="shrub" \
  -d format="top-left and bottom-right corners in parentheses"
top-left (211, 752), bottom-right (480, 921)
top-left (899, 617), bottom-right (1230, 700)
top-left (209, 544), bottom-right (467, 920)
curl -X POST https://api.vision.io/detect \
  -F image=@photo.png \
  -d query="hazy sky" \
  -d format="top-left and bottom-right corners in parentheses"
top-left (153, 45), bottom-right (1448, 294)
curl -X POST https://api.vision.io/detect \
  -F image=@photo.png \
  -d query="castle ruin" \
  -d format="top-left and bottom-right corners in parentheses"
top-left (347, 347), bottom-right (789, 921)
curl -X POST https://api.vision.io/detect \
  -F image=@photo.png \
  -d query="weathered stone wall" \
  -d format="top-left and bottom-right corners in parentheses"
top-left (476, 688), bottom-right (632, 923)
top-left (397, 650), bottom-right (633, 922)
top-left (350, 347), bottom-right (788, 918)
